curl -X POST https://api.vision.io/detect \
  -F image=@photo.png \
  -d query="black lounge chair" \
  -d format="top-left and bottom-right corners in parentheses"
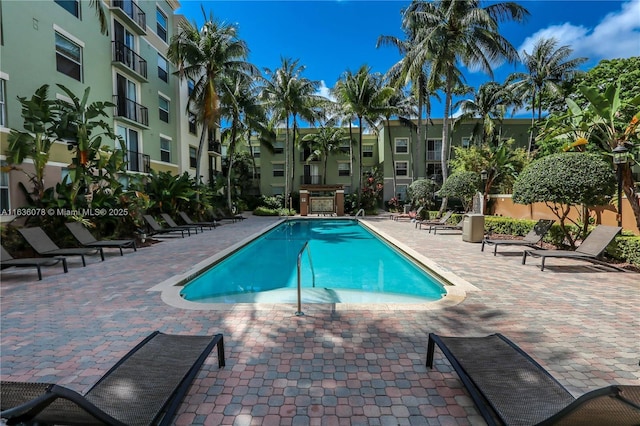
top-left (160, 213), bottom-right (203, 234)
top-left (1, 331), bottom-right (226, 426)
top-left (393, 206), bottom-right (423, 222)
top-left (1, 246), bottom-right (68, 280)
top-left (215, 208), bottom-right (245, 223)
top-left (416, 210), bottom-right (453, 229)
top-left (18, 227), bottom-right (104, 267)
top-left (523, 225), bottom-right (623, 271)
top-left (426, 333), bottom-right (640, 425)
top-left (427, 218), bottom-right (464, 234)
top-left (143, 215), bottom-right (189, 238)
top-left (65, 222), bottom-right (137, 256)
top-left (178, 211), bottom-right (217, 229)
top-left (481, 219), bottom-right (555, 255)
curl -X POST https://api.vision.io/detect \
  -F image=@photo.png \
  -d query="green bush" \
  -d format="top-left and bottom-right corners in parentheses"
top-left (609, 234), bottom-right (640, 267)
top-left (252, 207), bottom-right (297, 216)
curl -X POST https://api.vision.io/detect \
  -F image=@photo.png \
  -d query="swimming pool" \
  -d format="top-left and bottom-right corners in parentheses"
top-left (180, 219), bottom-right (447, 304)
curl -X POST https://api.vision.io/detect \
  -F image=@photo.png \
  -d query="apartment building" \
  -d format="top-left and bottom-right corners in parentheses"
top-left (0, 0), bottom-right (218, 211)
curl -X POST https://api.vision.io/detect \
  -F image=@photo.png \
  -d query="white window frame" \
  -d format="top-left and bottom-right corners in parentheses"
top-left (272, 163), bottom-right (285, 177)
top-left (362, 145), bottom-right (373, 158)
top-left (0, 160), bottom-right (10, 210)
top-left (337, 162), bottom-right (350, 177)
top-left (189, 146), bottom-right (197, 168)
top-left (395, 161), bottom-right (408, 176)
top-left (160, 136), bottom-right (171, 163)
top-left (55, 30), bottom-right (83, 82)
top-left (252, 146), bottom-right (261, 158)
top-left (273, 141), bottom-right (284, 154)
top-left (394, 138), bottom-right (409, 154)
top-left (158, 94), bottom-right (169, 122)
top-left (158, 54), bottom-right (168, 82)
top-left (0, 78), bottom-right (6, 128)
top-left (427, 139), bottom-right (442, 161)
top-left (156, 7), bottom-right (168, 43)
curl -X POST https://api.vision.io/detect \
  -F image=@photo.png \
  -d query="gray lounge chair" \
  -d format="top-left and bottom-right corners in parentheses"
top-left (1, 331), bottom-right (225, 426)
top-left (65, 222), bottom-right (137, 256)
top-left (393, 206), bottom-right (423, 222)
top-left (481, 219), bottom-right (555, 255)
top-left (143, 215), bottom-right (189, 238)
top-left (1, 246), bottom-right (68, 280)
top-left (426, 333), bottom-right (640, 425)
top-left (416, 210), bottom-right (453, 229)
top-left (523, 225), bottom-right (623, 271)
top-left (18, 227), bottom-right (104, 267)
top-left (215, 208), bottom-right (245, 223)
top-left (160, 213), bottom-right (203, 234)
top-left (427, 218), bottom-right (464, 234)
top-left (178, 211), bottom-right (217, 230)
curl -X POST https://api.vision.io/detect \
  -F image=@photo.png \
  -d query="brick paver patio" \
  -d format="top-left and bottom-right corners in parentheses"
top-left (1, 215), bottom-right (638, 425)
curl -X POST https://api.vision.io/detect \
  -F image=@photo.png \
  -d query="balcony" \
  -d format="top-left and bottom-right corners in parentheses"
top-left (300, 175), bottom-right (323, 185)
top-left (110, 0), bottom-right (146, 35)
top-left (208, 140), bottom-right (221, 155)
top-left (125, 150), bottom-right (150, 173)
top-left (113, 95), bottom-right (149, 126)
top-left (112, 41), bottom-right (147, 80)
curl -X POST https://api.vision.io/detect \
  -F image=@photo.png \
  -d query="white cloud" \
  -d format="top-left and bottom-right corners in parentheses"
top-left (518, 0), bottom-right (640, 60)
top-left (315, 80), bottom-right (336, 102)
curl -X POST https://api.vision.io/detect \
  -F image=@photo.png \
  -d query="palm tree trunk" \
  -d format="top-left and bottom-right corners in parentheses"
top-left (194, 127), bottom-right (208, 201)
top-left (284, 118), bottom-right (290, 209)
top-left (357, 115), bottom-right (363, 207)
top-left (416, 88), bottom-right (423, 180)
top-left (438, 83), bottom-right (452, 215)
top-left (348, 122), bottom-right (354, 191)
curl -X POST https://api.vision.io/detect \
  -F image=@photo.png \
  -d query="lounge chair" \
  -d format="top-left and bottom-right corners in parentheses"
top-left (18, 227), bottom-right (104, 267)
top-left (1, 246), bottom-right (68, 280)
top-left (523, 225), bottom-right (623, 271)
top-left (393, 206), bottom-right (423, 222)
top-left (1, 331), bottom-right (225, 426)
top-left (178, 211), bottom-right (217, 230)
top-left (416, 210), bottom-right (453, 229)
top-left (481, 219), bottom-right (555, 255)
top-left (427, 218), bottom-right (464, 234)
top-left (65, 222), bottom-right (137, 256)
top-left (214, 208), bottom-right (244, 223)
top-left (160, 213), bottom-right (203, 234)
top-left (426, 333), bottom-right (640, 425)
top-left (143, 215), bottom-right (190, 238)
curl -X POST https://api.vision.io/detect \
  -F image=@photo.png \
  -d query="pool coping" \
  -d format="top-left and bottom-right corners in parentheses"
top-left (150, 217), bottom-right (480, 311)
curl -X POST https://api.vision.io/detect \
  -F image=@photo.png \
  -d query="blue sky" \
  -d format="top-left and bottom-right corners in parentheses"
top-left (176, 0), bottom-right (640, 118)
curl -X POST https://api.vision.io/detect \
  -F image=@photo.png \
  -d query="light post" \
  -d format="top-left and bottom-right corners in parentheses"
top-left (480, 169), bottom-right (488, 213)
top-left (612, 145), bottom-right (629, 228)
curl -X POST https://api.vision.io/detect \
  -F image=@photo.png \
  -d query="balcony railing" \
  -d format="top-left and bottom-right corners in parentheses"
top-left (208, 140), bottom-right (221, 154)
top-left (300, 175), bottom-right (323, 185)
top-left (111, 0), bottom-right (146, 34)
top-left (112, 41), bottom-right (147, 79)
top-left (125, 150), bottom-right (150, 173)
top-left (113, 95), bottom-right (149, 126)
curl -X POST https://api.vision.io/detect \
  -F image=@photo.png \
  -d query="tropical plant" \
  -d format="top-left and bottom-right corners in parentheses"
top-left (301, 125), bottom-right (349, 185)
top-left (407, 179), bottom-right (437, 210)
top-left (142, 171), bottom-right (196, 216)
top-left (512, 153), bottom-right (617, 248)
top-left (508, 37), bottom-right (587, 153)
top-left (403, 0), bottom-right (529, 214)
top-left (437, 171), bottom-right (481, 213)
top-left (360, 166), bottom-right (384, 213)
top-left (5, 85), bottom-right (60, 204)
top-left (167, 9), bottom-right (256, 198)
top-left (260, 57), bottom-right (324, 206)
top-left (456, 81), bottom-right (512, 146)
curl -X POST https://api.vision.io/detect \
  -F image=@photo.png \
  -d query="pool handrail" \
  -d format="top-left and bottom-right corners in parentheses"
top-left (355, 209), bottom-right (365, 218)
top-left (296, 241), bottom-right (316, 316)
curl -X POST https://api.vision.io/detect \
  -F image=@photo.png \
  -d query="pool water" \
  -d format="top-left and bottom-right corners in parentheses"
top-left (180, 219), bottom-right (447, 304)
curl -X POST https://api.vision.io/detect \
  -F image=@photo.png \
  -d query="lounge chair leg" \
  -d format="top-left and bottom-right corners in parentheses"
top-left (522, 251), bottom-right (528, 265)
top-left (80, 255), bottom-right (86, 267)
top-left (481, 241), bottom-right (485, 252)
top-left (494, 245), bottom-right (498, 256)
top-left (426, 335), bottom-right (435, 368)
top-left (99, 248), bottom-right (105, 261)
top-left (217, 335), bottom-right (226, 367)
top-left (62, 259), bottom-right (68, 273)
top-left (540, 257), bottom-right (546, 271)
top-left (36, 266), bottom-right (42, 281)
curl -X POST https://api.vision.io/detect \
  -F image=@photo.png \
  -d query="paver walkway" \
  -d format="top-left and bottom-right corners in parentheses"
top-left (1, 215), bottom-right (638, 425)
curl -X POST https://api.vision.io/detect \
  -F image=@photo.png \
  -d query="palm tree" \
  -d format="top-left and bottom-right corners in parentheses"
top-left (457, 81), bottom-right (511, 146)
top-left (167, 10), bottom-right (256, 197)
top-left (404, 0), bottom-right (529, 213)
top-left (508, 37), bottom-right (587, 153)
top-left (333, 66), bottom-right (393, 206)
top-left (301, 125), bottom-right (348, 185)
top-left (89, 0), bottom-right (108, 35)
top-left (260, 58), bottom-right (324, 207)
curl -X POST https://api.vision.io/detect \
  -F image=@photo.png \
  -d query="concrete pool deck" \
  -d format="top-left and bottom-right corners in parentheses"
top-left (1, 214), bottom-right (638, 425)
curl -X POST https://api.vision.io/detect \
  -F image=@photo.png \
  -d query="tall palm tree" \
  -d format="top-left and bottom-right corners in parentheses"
top-left (404, 0), bottom-right (529, 212)
top-left (457, 81), bottom-right (511, 146)
top-left (89, 0), bottom-right (108, 35)
top-left (259, 58), bottom-right (323, 207)
top-left (167, 10), bottom-right (256, 196)
top-left (508, 37), bottom-right (587, 153)
top-left (333, 66), bottom-right (393, 206)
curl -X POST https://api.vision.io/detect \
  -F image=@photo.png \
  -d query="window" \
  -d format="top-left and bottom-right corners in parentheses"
top-left (0, 160), bottom-right (9, 211)
top-left (338, 163), bottom-right (350, 177)
top-left (158, 95), bottom-right (169, 122)
top-left (272, 186), bottom-right (284, 196)
top-left (188, 112), bottom-right (197, 134)
top-left (156, 8), bottom-right (168, 42)
top-left (273, 141), bottom-right (284, 154)
top-left (396, 185), bottom-right (408, 201)
top-left (252, 146), bottom-right (260, 158)
top-left (189, 146), bottom-right (197, 168)
top-left (461, 137), bottom-right (471, 148)
top-left (395, 161), bottom-right (408, 176)
top-left (117, 124), bottom-right (143, 172)
top-left (55, 0), bottom-right (80, 18)
top-left (427, 163), bottom-right (443, 183)
top-left (339, 140), bottom-right (350, 153)
top-left (0, 79), bottom-right (6, 127)
top-left (55, 32), bottom-right (82, 81)
top-left (272, 163), bottom-right (285, 177)
top-left (395, 138), bottom-right (408, 154)
top-left (427, 139), bottom-right (442, 161)
top-left (160, 137), bottom-right (171, 163)
top-left (362, 145), bottom-right (373, 158)
top-left (254, 167), bottom-right (261, 179)
top-left (158, 54), bottom-right (168, 82)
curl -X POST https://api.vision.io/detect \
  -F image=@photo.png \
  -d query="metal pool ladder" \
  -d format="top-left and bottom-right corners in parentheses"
top-left (355, 208), bottom-right (365, 218)
top-left (296, 241), bottom-right (316, 316)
